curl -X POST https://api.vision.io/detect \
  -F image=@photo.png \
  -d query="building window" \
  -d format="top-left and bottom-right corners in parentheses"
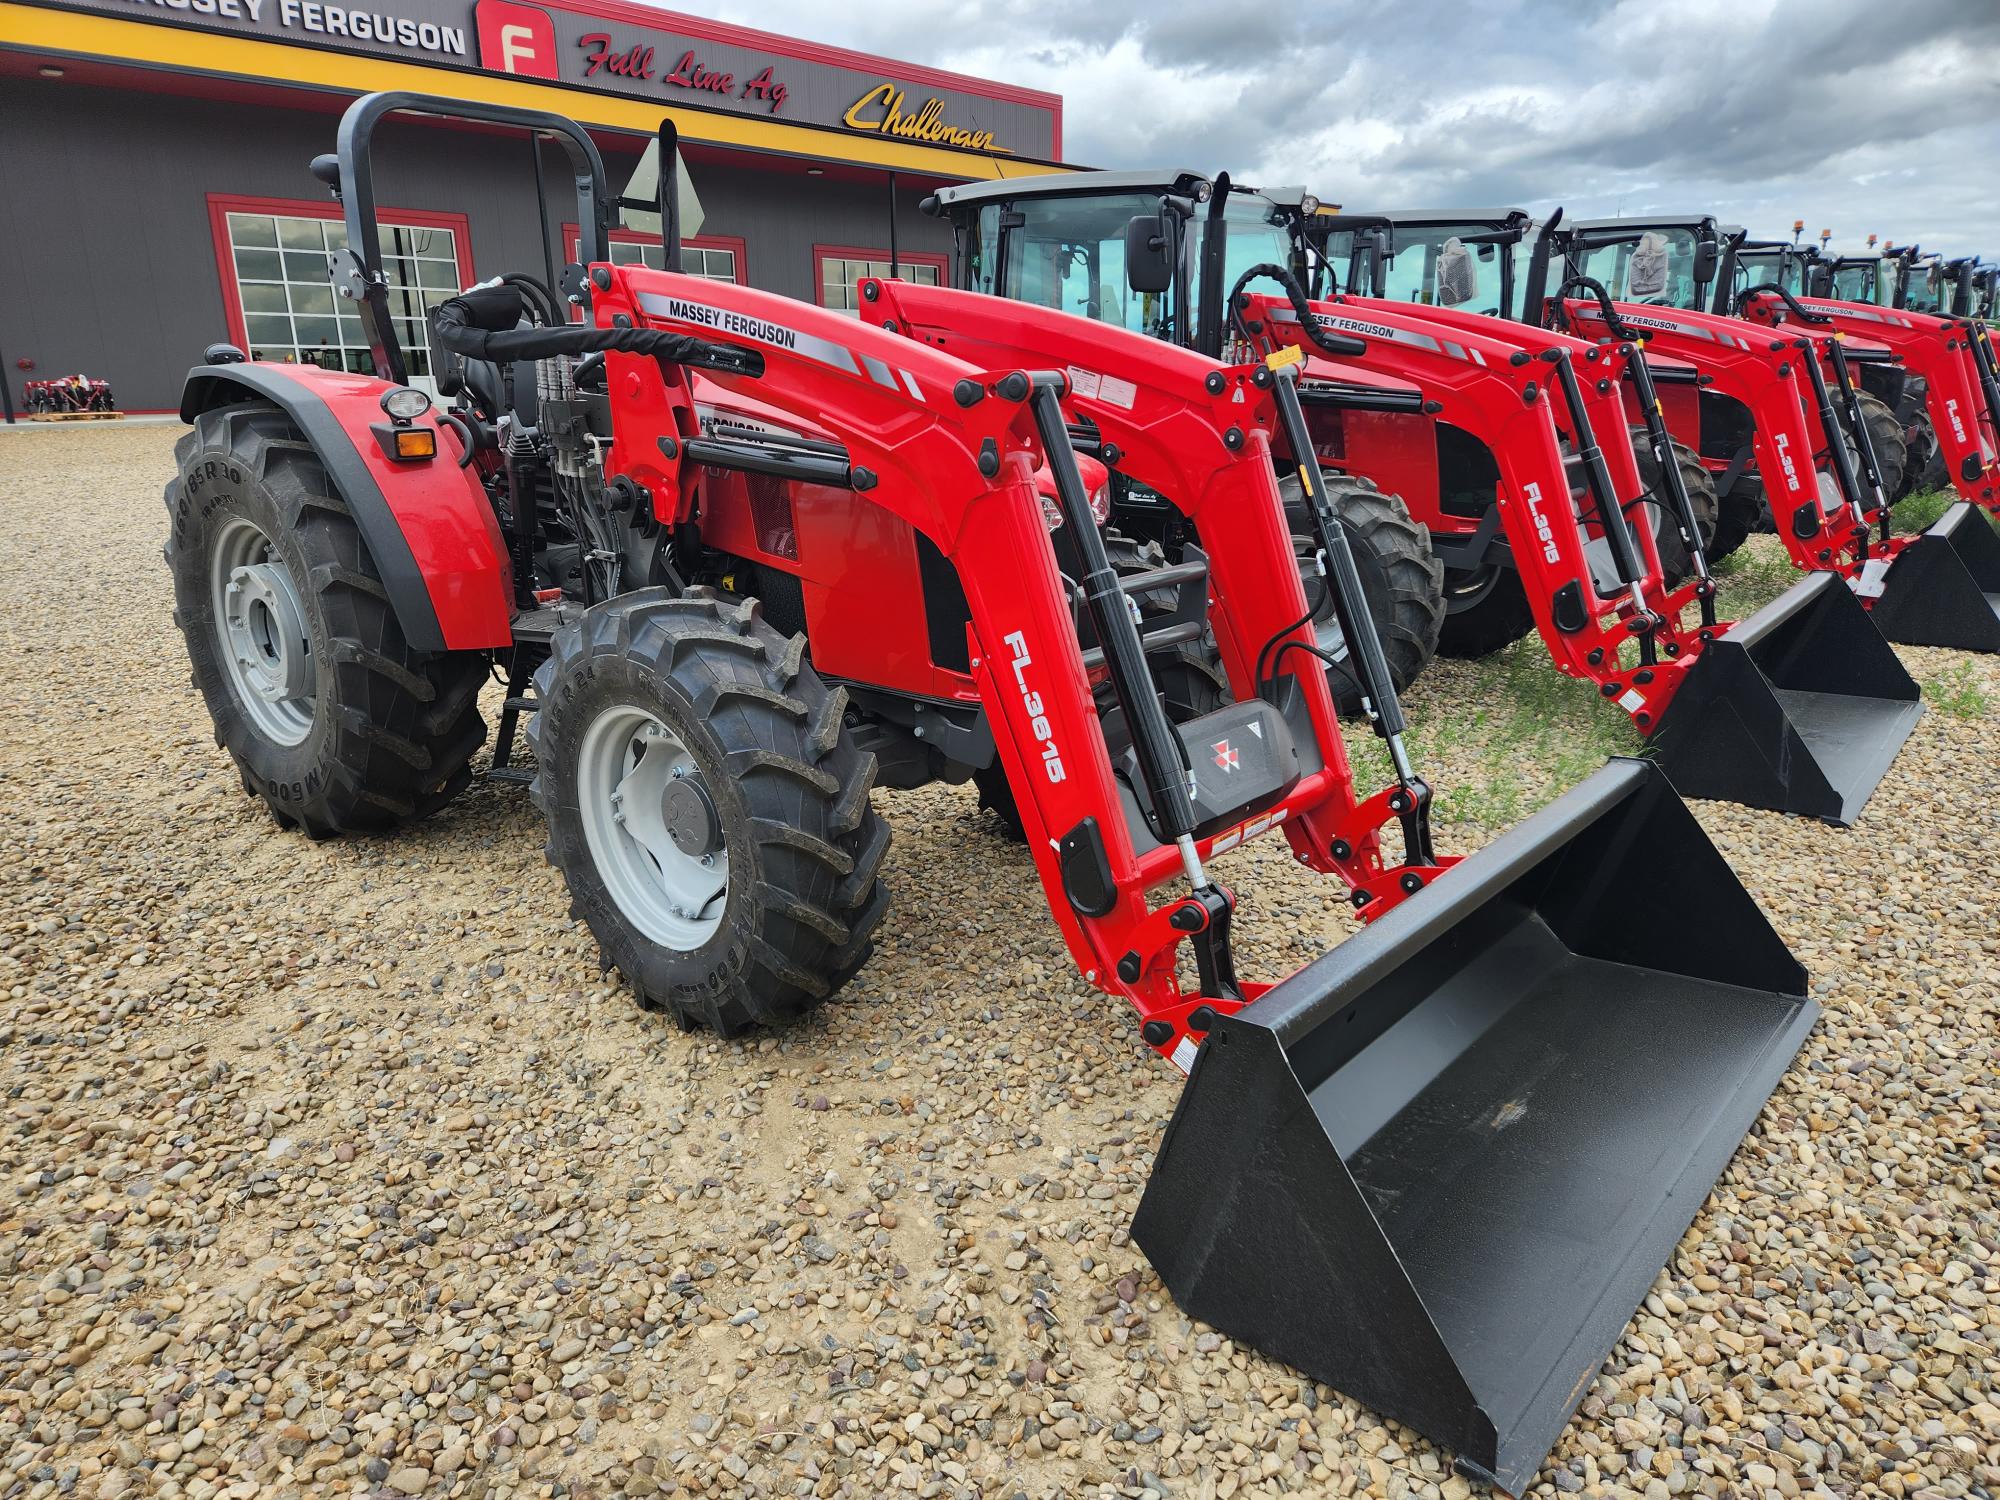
top-left (814, 246), bottom-right (947, 315)
top-left (564, 227), bottom-right (748, 284)
top-left (210, 196), bottom-right (473, 396)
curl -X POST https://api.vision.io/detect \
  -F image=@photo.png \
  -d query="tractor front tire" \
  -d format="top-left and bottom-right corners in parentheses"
top-left (1281, 473), bottom-right (1443, 714)
top-left (529, 590), bottom-right (889, 1035)
top-left (1629, 425), bottom-right (1720, 585)
top-left (165, 402), bottom-right (487, 836)
top-left (1854, 391), bottom-right (1910, 504)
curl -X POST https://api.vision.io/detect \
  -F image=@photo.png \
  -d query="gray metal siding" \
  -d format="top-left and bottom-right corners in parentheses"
top-left (0, 78), bottom-right (952, 412)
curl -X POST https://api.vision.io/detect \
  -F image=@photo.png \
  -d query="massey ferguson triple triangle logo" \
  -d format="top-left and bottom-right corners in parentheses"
top-left (1213, 741), bottom-right (1240, 772)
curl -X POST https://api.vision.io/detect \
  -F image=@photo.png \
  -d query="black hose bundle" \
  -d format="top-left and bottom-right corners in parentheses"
top-left (1735, 282), bottom-right (1830, 324)
top-left (1553, 275), bottom-right (1636, 341)
top-left (429, 284), bottom-right (764, 376)
top-left (1224, 262), bottom-right (1368, 360)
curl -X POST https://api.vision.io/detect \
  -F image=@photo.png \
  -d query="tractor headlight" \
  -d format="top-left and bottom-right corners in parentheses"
top-left (1089, 484), bottom-right (1111, 526)
top-left (1300, 194), bottom-right (1321, 216)
top-left (380, 387), bottom-right (432, 422)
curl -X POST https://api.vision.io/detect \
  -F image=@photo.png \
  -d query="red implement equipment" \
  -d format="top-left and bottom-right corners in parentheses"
top-left (163, 93), bottom-right (1822, 1497)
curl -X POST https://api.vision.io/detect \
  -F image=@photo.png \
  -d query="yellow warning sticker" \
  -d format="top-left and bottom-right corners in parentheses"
top-left (1265, 345), bottom-right (1304, 372)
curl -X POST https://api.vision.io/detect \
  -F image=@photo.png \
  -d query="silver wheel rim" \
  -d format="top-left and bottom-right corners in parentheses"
top-left (211, 517), bottom-right (316, 745)
top-left (577, 705), bottom-right (729, 951)
top-left (1299, 557), bottom-right (1351, 667)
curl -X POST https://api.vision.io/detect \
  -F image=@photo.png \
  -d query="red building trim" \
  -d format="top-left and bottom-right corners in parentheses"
top-left (810, 243), bottom-right (948, 308)
top-left (205, 193), bottom-right (476, 354)
top-left (562, 223), bottom-right (751, 284)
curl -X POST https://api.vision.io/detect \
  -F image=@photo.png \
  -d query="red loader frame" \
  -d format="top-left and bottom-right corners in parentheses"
top-left (598, 265), bottom-right (1452, 1061)
top-left (1243, 287), bottom-right (1717, 734)
top-left (1555, 281), bottom-right (2000, 654)
top-left (1738, 291), bottom-right (2000, 510)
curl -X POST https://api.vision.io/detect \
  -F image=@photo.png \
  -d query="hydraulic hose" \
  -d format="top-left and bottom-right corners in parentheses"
top-left (1735, 283), bottom-right (1830, 324)
top-left (430, 285), bottom-right (764, 376)
top-left (1224, 263), bottom-right (1367, 360)
top-left (1554, 276), bottom-right (1636, 341)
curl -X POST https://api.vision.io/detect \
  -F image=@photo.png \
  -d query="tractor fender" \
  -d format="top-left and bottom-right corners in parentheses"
top-left (180, 361), bottom-right (513, 652)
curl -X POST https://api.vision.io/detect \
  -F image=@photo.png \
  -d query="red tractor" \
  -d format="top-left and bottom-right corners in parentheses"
top-left (165, 92), bottom-right (1821, 1495)
top-left (1526, 215), bottom-right (2000, 657)
top-left (927, 176), bottom-right (1923, 822)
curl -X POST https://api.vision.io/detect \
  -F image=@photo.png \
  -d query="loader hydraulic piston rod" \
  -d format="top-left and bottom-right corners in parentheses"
top-left (1793, 340), bottom-right (1874, 536)
top-left (1822, 336), bottom-right (1893, 543)
top-left (1544, 345), bottom-right (1657, 637)
top-left (1266, 363), bottom-right (1435, 867)
top-left (1024, 379), bottom-right (1208, 889)
top-left (1622, 340), bottom-right (1719, 626)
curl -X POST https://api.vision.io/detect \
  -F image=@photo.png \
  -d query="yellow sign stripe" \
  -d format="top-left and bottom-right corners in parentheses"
top-left (0, 3), bottom-right (1061, 180)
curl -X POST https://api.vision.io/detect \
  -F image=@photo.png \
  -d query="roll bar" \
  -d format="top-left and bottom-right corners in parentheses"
top-left (316, 91), bottom-right (614, 386)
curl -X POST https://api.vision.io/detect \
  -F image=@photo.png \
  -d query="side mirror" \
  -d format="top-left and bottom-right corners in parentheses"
top-left (1692, 237), bottom-right (1719, 285)
top-left (1125, 214), bottom-right (1175, 293)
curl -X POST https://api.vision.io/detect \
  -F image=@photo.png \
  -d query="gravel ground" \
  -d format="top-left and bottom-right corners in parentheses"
top-left (2, 422), bottom-right (1996, 1500)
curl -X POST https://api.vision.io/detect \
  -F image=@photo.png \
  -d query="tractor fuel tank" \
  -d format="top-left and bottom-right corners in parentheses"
top-left (1133, 758), bottom-right (1816, 1496)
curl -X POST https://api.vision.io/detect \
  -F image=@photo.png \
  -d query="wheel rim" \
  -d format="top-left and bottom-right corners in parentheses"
top-left (211, 517), bottom-right (315, 745)
top-left (1302, 567), bottom-right (1351, 667)
top-left (577, 705), bottom-right (729, 951)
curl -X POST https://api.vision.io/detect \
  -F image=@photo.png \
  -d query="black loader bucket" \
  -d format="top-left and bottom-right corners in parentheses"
top-left (1866, 502), bottom-right (2000, 654)
top-left (1648, 570), bottom-right (1923, 824)
top-left (1133, 760), bottom-right (1815, 1496)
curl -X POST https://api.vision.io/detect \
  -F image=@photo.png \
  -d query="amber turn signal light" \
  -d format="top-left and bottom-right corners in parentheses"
top-left (393, 427), bottom-right (437, 460)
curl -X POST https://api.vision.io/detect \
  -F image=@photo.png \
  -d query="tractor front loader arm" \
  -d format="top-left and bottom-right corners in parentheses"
top-left (1741, 294), bottom-right (2000, 511)
top-left (595, 267), bottom-right (1447, 1064)
top-left (1243, 290), bottom-right (1714, 732)
top-left (867, 276), bottom-right (1452, 901)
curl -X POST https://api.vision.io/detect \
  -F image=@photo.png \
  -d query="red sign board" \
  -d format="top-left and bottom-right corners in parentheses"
top-left (475, 0), bottom-right (558, 79)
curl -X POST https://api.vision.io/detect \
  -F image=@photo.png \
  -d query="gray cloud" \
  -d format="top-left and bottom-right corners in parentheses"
top-left (698, 0), bottom-right (2000, 257)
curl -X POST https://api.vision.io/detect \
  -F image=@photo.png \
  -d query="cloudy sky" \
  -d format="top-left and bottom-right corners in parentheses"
top-left (710, 0), bottom-right (2000, 259)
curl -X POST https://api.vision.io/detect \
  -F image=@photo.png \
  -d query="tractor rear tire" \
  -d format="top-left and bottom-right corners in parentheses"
top-left (1903, 412), bottom-right (1948, 497)
top-left (1280, 473), bottom-right (1443, 714)
top-left (165, 402), bottom-right (487, 836)
top-left (528, 590), bottom-right (889, 1035)
top-left (1708, 479), bottom-right (1761, 563)
top-left (1628, 425), bottom-right (1719, 585)
top-left (1436, 563), bottom-right (1537, 658)
top-left (1854, 391), bottom-right (1909, 503)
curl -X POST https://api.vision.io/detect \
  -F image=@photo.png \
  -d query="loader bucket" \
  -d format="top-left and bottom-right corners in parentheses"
top-left (1133, 759), bottom-right (1815, 1497)
top-left (1648, 570), bottom-right (1923, 825)
top-left (1866, 502), bottom-right (2000, 654)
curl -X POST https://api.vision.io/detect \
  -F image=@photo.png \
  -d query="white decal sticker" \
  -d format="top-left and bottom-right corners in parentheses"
top-left (1003, 630), bottom-right (1065, 783)
top-left (1066, 366), bottom-right (1101, 400)
top-left (1098, 374), bottom-right (1138, 410)
top-left (635, 291), bottom-right (862, 376)
top-left (1169, 1036), bottom-right (1200, 1074)
top-left (1618, 689), bottom-right (1647, 714)
top-left (1851, 559), bottom-right (1892, 598)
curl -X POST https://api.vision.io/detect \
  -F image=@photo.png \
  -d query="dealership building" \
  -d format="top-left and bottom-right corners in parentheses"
top-left (0, 0), bottom-right (1068, 414)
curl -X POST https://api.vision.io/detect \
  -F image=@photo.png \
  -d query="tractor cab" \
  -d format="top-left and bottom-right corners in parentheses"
top-left (1308, 208), bottom-right (1534, 319)
top-left (1898, 252), bottom-right (1952, 313)
top-left (925, 169), bottom-right (1318, 360)
top-left (1531, 215), bottom-right (1727, 314)
top-left (1720, 237), bottom-right (1821, 307)
top-left (1817, 252), bottom-right (1901, 306)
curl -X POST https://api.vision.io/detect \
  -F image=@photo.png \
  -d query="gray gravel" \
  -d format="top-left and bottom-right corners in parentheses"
top-left (2, 422), bottom-right (1996, 1500)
